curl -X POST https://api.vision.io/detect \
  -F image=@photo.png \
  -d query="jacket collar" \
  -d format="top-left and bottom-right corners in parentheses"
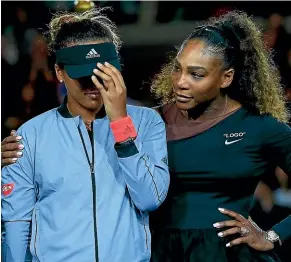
top-left (57, 96), bottom-right (106, 119)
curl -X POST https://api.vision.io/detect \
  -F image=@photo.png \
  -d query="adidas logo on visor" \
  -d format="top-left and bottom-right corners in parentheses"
top-left (86, 48), bottom-right (100, 59)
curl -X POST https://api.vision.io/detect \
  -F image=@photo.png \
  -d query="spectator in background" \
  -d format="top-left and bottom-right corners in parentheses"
top-left (1, 4), bottom-right (57, 139)
top-left (2, 33), bottom-right (59, 139)
top-left (263, 13), bottom-right (291, 89)
top-left (26, 33), bottom-right (58, 114)
top-left (1, 35), bottom-right (20, 139)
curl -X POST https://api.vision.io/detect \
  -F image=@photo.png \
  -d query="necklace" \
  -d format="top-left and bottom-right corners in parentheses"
top-left (67, 103), bottom-right (92, 131)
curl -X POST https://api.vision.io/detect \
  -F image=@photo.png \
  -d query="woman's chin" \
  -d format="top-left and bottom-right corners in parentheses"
top-left (175, 100), bottom-right (197, 111)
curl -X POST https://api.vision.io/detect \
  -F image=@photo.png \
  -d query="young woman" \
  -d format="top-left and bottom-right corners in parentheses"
top-left (1, 7), bottom-right (169, 262)
top-left (149, 11), bottom-right (291, 262)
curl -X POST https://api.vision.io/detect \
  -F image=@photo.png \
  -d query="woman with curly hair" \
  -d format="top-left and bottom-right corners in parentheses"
top-left (149, 11), bottom-right (291, 262)
top-left (2, 9), bottom-right (291, 262)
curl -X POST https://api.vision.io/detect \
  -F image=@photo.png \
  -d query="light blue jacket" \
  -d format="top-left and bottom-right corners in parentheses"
top-left (1, 100), bottom-right (170, 262)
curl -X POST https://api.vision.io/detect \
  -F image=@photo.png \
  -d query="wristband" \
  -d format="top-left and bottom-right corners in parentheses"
top-left (110, 116), bottom-right (137, 143)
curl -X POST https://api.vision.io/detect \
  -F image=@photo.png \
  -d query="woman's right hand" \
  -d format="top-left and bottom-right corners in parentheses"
top-left (1, 130), bottom-right (24, 168)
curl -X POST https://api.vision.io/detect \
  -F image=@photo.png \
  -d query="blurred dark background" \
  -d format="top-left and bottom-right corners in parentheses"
top-left (1, 1), bottom-right (291, 261)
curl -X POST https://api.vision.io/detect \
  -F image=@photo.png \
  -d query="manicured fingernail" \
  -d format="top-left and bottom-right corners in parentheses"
top-left (218, 232), bottom-right (223, 237)
top-left (18, 145), bottom-right (24, 149)
top-left (91, 75), bottom-right (96, 80)
top-left (16, 136), bottom-right (22, 141)
top-left (226, 243), bottom-right (230, 247)
top-left (104, 62), bottom-right (109, 66)
top-left (12, 158), bottom-right (17, 162)
top-left (218, 208), bottom-right (225, 212)
top-left (97, 63), bottom-right (102, 67)
top-left (213, 223), bottom-right (221, 228)
top-left (93, 69), bottom-right (98, 73)
top-left (17, 152), bottom-right (23, 156)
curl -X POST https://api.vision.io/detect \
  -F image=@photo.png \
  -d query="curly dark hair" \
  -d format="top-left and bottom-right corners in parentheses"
top-left (151, 11), bottom-right (289, 122)
top-left (46, 7), bottom-right (122, 55)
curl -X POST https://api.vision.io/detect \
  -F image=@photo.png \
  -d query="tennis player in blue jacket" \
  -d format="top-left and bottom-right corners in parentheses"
top-left (1, 7), bottom-right (169, 262)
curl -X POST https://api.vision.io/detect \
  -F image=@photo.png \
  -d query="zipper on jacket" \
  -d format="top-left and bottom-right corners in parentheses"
top-left (78, 125), bottom-right (98, 262)
top-left (34, 211), bottom-right (40, 262)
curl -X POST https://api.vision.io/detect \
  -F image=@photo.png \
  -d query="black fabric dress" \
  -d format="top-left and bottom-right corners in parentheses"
top-left (150, 104), bottom-right (291, 262)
